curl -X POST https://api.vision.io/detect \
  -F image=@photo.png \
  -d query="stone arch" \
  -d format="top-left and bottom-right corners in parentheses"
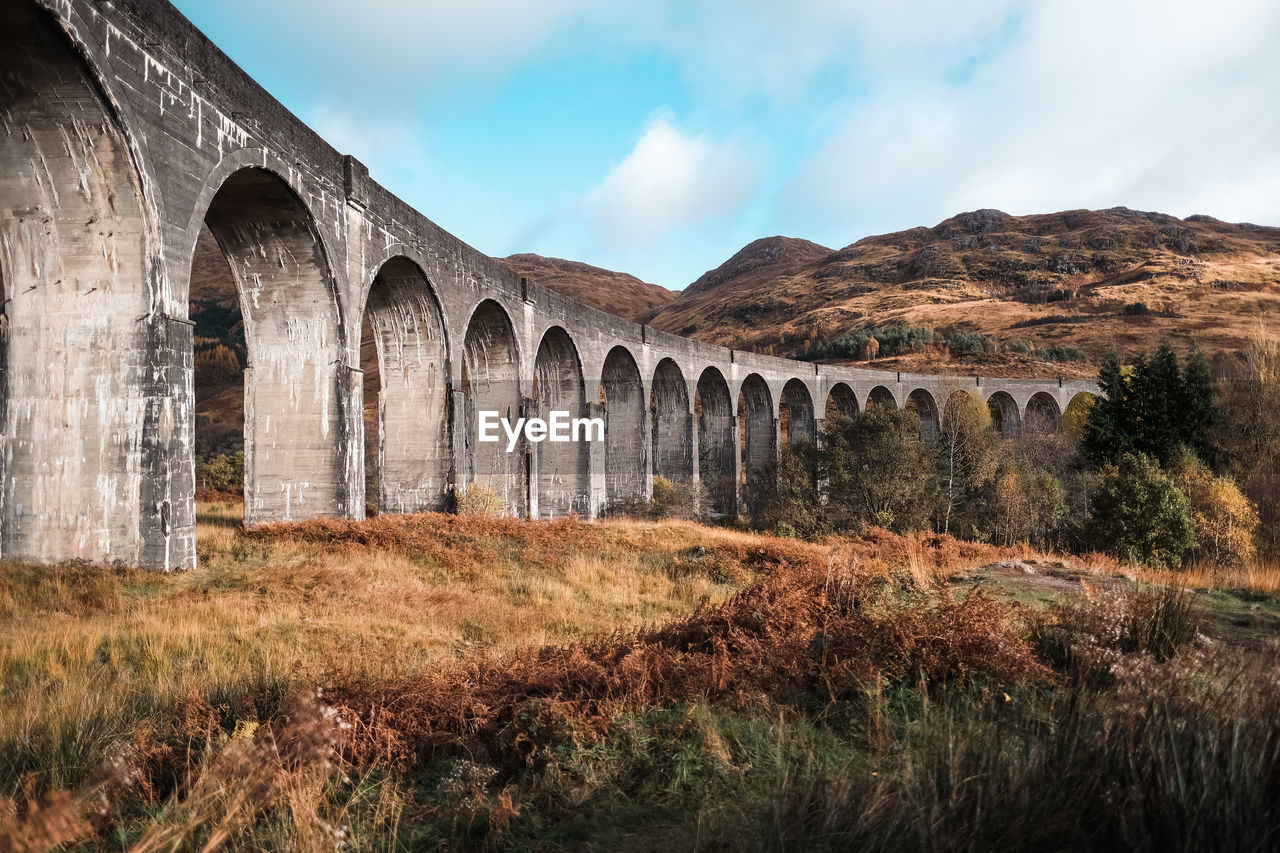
top-left (361, 257), bottom-right (450, 515)
top-left (651, 359), bottom-right (693, 485)
top-left (907, 388), bottom-right (940, 441)
top-left (462, 300), bottom-right (524, 516)
top-left (986, 390), bottom-right (1020, 438)
top-left (533, 326), bottom-right (589, 518)
top-left (198, 166), bottom-right (349, 525)
top-left (867, 385), bottom-right (897, 409)
top-left (697, 367), bottom-right (735, 515)
top-left (780, 379), bottom-right (816, 445)
top-left (1025, 391), bottom-right (1062, 433)
top-left (825, 382), bottom-right (858, 423)
top-left (0, 2), bottom-right (183, 567)
top-left (601, 346), bottom-right (647, 511)
top-left (738, 374), bottom-right (775, 515)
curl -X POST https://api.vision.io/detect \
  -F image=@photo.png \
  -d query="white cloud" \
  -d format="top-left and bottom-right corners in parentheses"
top-left (781, 0), bottom-right (1280, 240)
top-left (580, 117), bottom-right (759, 251)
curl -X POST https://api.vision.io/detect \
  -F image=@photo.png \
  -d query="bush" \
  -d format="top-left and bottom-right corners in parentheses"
top-left (825, 408), bottom-right (939, 533)
top-left (944, 329), bottom-right (986, 355)
top-left (650, 476), bottom-right (697, 520)
top-left (1089, 453), bottom-right (1195, 567)
top-left (195, 451), bottom-right (244, 492)
top-left (1171, 452), bottom-right (1259, 566)
top-left (752, 440), bottom-right (828, 539)
top-left (455, 483), bottom-right (503, 518)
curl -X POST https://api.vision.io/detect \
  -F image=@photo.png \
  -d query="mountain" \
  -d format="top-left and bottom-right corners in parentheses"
top-left (501, 254), bottom-right (676, 323)
top-left (647, 208), bottom-right (1280, 377)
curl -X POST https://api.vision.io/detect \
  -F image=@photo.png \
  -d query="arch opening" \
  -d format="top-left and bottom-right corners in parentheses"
top-left (907, 389), bottom-right (940, 442)
top-left (198, 167), bottom-right (348, 525)
top-left (360, 257), bottom-right (450, 516)
top-left (697, 367), bottom-right (735, 516)
top-left (867, 385), bottom-right (897, 410)
top-left (986, 391), bottom-right (1020, 438)
top-left (601, 346), bottom-right (647, 512)
top-left (1025, 391), bottom-right (1062, 434)
top-left (780, 379), bottom-right (816, 445)
top-left (651, 359), bottom-right (693, 485)
top-left (462, 300), bottom-right (524, 516)
top-left (533, 327), bottom-right (589, 518)
top-left (825, 383), bottom-right (858, 423)
top-left (738, 374), bottom-right (775, 515)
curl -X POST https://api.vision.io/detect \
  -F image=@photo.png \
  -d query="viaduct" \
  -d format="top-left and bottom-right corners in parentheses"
top-left (0, 0), bottom-right (1097, 571)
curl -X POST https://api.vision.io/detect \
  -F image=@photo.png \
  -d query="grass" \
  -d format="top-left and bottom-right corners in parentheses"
top-left (0, 503), bottom-right (1277, 850)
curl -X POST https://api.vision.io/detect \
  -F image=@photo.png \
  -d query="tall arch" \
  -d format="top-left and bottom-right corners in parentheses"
top-left (825, 383), bottom-right (858, 423)
top-left (0, 2), bottom-right (184, 567)
top-left (462, 300), bottom-right (524, 516)
top-left (738, 374), bottom-right (775, 515)
top-left (533, 327), bottom-right (589, 517)
top-left (867, 385), bottom-right (897, 409)
top-left (986, 390), bottom-right (1020, 438)
top-left (651, 359), bottom-right (693, 484)
top-left (780, 379), bottom-right (816, 445)
top-left (1025, 392), bottom-right (1062, 433)
top-left (362, 257), bottom-right (449, 514)
top-left (697, 367), bottom-right (735, 515)
top-left (199, 167), bottom-right (348, 524)
top-left (907, 389), bottom-right (940, 442)
top-left (601, 346), bottom-right (647, 511)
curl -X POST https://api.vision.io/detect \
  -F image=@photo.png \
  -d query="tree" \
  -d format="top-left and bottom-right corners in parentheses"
top-left (1134, 340), bottom-right (1183, 464)
top-left (936, 390), bottom-right (999, 535)
top-left (1083, 347), bottom-right (1132, 465)
top-left (1171, 451), bottom-right (1258, 567)
top-left (1179, 344), bottom-right (1218, 464)
top-left (1089, 453), bottom-right (1196, 568)
top-left (825, 408), bottom-right (938, 533)
top-left (753, 439), bottom-right (827, 538)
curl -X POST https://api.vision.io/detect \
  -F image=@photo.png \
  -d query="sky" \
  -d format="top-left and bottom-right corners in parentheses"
top-left (171, 0), bottom-right (1280, 291)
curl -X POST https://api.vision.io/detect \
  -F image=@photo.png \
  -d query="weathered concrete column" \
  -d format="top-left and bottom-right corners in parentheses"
top-left (688, 408), bottom-right (702, 514)
top-left (450, 387), bottom-right (467, 500)
top-left (587, 401), bottom-right (608, 519)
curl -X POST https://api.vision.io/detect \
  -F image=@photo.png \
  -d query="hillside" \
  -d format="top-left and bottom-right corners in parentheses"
top-left (501, 253), bottom-right (676, 322)
top-left (648, 208), bottom-right (1280, 376)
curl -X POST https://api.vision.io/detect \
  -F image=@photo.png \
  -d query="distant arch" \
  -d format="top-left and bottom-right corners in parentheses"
top-left (986, 390), bottom-right (1020, 438)
top-left (867, 385), bottom-right (897, 410)
top-left (362, 257), bottom-right (450, 514)
top-left (1025, 392), bottom-right (1062, 433)
top-left (601, 346), bottom-right (647, 511)
top-left (825, 383), bottom-right (859, 423)
top-left (780, 379), bottom-right (816, 445)
top-left (651, 359), bottom-right (693, 485)
top-left (533, 326), bottom-right (589, 517)
top-left (697, 367), bottom-right (736, 515)
top-left (462, 300), bottom-right (524, 516)
top-left (738, 374), bottom-right (775, 515)
top-left (906, 389), bottom-right (940, 442)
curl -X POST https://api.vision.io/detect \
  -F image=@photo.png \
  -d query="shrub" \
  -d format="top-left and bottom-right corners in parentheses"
top-left (455, 483), bottom-right (503, 518)
top-left (944, 329), bottom-right (986, 355)
top-left (195, 451), bottom-right (244, 493)
top-left (825, 408), bottom-right (939, 533)
top-left (1123, 301), bottom-right (1150, 316)
top-left (752, 440), bottom-right (827, 539)
top-left (1171, 452), bottom-right (1259, 566)
top-left (650, 476), bottom-right (697, 520)
top-left (1089, 453), bottom-right (1195, 567)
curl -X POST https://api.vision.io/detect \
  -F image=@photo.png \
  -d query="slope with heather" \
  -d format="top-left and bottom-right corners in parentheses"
top-left (500, 253), bottom-right (677, 323)
top-left (648, 208), bottom-right (1280, 375)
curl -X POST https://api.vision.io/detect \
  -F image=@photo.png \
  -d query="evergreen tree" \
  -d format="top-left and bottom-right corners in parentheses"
top-left (1137, 340), bottom-right (1184, 464)
top-left (1179, 344), bottom-right (1219, 465)
top-left (1082, 347), bottom-right (1132, 465)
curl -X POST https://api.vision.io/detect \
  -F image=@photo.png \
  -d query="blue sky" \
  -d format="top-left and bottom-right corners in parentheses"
top-left (172, 0), bottom-right (1280, 290)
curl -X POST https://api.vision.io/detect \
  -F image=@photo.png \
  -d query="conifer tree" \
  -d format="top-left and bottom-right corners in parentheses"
top-left (1083, 347), bottom-right (1132, 465)
top-left (1179, 344), bottom-right (1218, 465)
top-left (1139, 339), bottom-right (1184, 464)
